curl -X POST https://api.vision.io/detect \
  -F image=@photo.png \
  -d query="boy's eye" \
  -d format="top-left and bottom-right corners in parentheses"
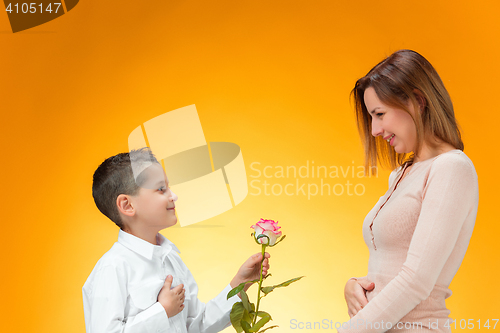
top-left (158, 186), bottom-right (166, 192)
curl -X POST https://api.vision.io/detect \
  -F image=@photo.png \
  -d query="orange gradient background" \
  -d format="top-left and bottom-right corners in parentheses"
top-left (1, 1), bottom-right (498, 332)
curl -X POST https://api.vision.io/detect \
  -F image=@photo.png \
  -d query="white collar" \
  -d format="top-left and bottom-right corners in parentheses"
top-left (118, 229), bottom-right (180, 260)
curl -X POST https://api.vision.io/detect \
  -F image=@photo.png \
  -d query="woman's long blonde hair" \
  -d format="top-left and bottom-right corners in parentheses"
top-left (351, 49), bottom-right (464, 176)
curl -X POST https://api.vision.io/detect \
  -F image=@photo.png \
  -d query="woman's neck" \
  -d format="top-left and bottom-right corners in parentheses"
top-left (413, 139), bottom-right (457, 164)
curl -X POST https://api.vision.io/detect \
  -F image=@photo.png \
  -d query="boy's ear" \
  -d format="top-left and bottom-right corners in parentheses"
top-left (413, 89), bottom-right (426, 113)
top-left (116, 194), bottom-right (135, 217)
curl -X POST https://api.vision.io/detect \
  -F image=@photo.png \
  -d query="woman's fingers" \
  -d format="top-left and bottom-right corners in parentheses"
top-left (345, 278), bottom-right (373, 317)
top-left (355, 288), bottom-right (369, 307)
top-left (357, 278), bottom-right (375, 292)
top-left (348, 301), bottom-right (361, 317)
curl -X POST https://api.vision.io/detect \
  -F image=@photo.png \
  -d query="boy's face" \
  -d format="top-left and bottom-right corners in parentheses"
top-left (132, 163), bottom-right (178, 230)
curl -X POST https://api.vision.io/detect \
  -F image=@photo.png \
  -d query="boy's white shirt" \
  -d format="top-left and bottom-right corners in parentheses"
top-left (83, 230), bottom-right (239, 333)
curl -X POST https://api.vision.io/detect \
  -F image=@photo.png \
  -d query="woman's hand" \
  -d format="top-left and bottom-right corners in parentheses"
top-left (344, 277), bottom-right (375, 318)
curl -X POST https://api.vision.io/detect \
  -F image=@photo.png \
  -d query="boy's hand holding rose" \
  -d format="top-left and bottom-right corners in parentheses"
top-left (230, 252), bottom-right (271, 292)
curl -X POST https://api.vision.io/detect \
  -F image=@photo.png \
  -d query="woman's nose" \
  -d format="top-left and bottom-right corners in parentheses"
top-left (371, 121), bottom-right (383, 137)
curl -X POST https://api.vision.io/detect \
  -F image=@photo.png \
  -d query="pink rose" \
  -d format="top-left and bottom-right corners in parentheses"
top-left (251, 219), bottom-right (282, 246)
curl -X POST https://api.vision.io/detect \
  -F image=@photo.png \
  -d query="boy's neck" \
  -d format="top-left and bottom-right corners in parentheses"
top-left (122, 227), bottom-right (161, 245)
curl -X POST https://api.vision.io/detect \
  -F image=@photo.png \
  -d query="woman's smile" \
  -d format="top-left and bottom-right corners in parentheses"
top-left (364, 87), bottom-right (417, 154)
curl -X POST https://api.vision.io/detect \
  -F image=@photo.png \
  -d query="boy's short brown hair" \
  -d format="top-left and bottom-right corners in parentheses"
top-left (92, 147), bottom-right (159, 228)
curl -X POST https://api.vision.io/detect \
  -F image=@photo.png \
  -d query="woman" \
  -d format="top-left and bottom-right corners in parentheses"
top-left (340, 50), bottom-right (479, 332)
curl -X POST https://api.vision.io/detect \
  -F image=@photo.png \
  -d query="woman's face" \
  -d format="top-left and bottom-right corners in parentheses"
top-left (364, 87), bottom-right (418, 154)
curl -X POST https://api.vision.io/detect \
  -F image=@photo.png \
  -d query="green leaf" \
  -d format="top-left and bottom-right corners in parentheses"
top-left (260, 286), bottom-right (273, 295)
top-left (258, 325), bottom-right (279, 333)
top-left (240, 289), bottom-right (251, 313)
top-left (243, 307), bottom-right (253, 325)
top-left (227, 279), bottom-right (260, 299)
top-left (256, 311), bottom-right (270, 317)
top-left (228, 283), bottom-right (245, 299)
top-left (249, 312), bottom-right (271, 332)
top-left (260, 276), bottom-right (305, 296)
top-left (230, 302), bottom-right (245, 333)
top-left (256, 311), bottom-right (272, 319)
top-left (242, 320), bottom-right (252, 333)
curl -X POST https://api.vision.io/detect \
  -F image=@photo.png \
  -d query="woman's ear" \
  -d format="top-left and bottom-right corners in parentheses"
top-left (413, 89), bottom-right (426, 113)
top-left (116, 194), bottom-right (135, 217)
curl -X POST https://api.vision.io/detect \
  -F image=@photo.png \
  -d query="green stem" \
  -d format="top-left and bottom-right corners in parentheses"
top-left (253, 243), bottom-right (267, 326)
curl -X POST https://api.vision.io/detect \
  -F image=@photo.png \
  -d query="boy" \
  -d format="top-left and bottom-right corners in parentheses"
top-left (83, 148), bottom-right (269, 333)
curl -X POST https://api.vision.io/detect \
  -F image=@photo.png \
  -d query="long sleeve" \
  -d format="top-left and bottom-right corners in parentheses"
top-left (339, 153), bottom-right (478, 332)
top-left (83, 264), bottom-right (171, 333)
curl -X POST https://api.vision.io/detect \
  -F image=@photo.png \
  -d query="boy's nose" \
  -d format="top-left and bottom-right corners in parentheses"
top-left (170, 190), bottom-right (178, 202)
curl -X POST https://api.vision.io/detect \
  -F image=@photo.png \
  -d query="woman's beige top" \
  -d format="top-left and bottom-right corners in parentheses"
top-left (339, 149), bottom-right (479, 333)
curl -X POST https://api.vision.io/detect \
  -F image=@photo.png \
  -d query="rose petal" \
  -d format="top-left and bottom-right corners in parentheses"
top-left (257, 221), bottom-right (276, 231)
top-left (261, 219), bottom-right (280, 232)
top-left (252, 219), bottom-right (282, 245)
top-left (252, 225), bottom-right (264, 235)
top-left (262, 230), bottom-right (278, 246)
